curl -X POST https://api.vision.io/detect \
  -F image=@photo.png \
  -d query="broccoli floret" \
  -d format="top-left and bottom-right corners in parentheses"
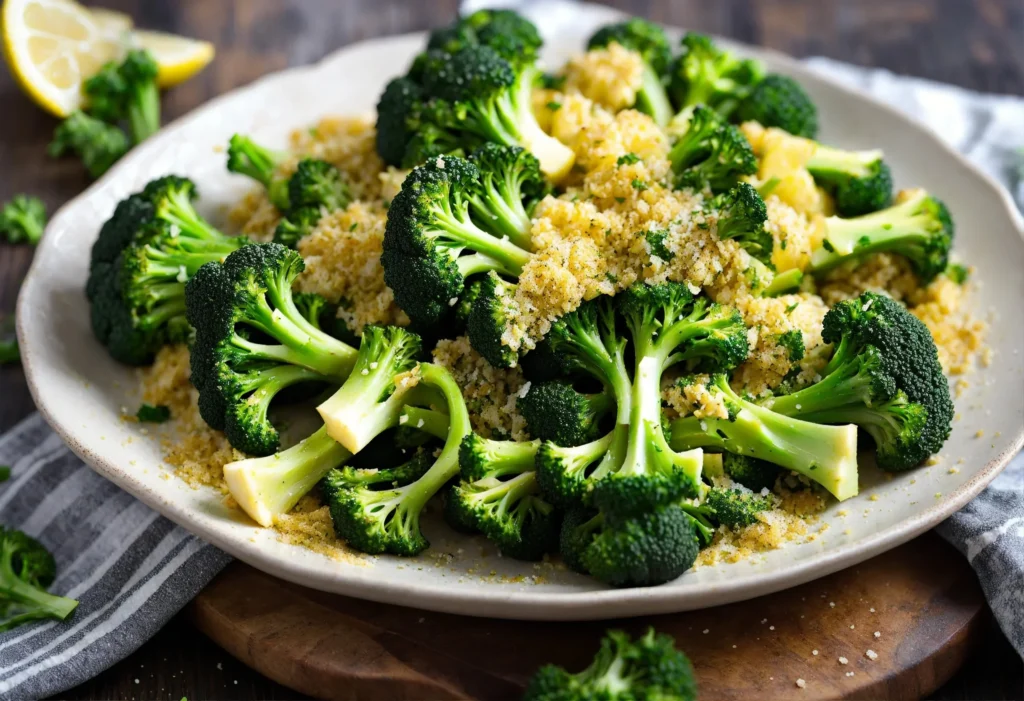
top-left (185, 243), bottom-right (358, 454)
top-left (518, 381), bottom-right (614, 448)
top-left (668, 33), bottom-right (764, 117)
top-left (88, 176), bottom-right (246, 366)
top-left (645, 228), bottom-right (674, 261)
top-left (468, 143), bottom-right (547, 248)
top-left (705, 487), bottom-right (775, 528)
top-left (721, 453), bottom-right (781, 492)
top-left (806, 146), bottom-right (892, 217)
top-left (287, 158), bottom-right (351, 212)
top-left (669, 106), bottom-right (757, 193)
top-left (668, 374), bottom-right (860, 501)
top-left (767, 292), bottom-right (952, 470)
top-left (0, 195), bottom-right (46, 245)
top-left (587, 19), bottom-right (674, 126)
top-left (706, 182), bottom-right (772, 265)
top-left (84, 49), bottom-right (161, 144)
top-left (135, 404), bottom-right (171, 423)
top-left (273, 205), bottom-right (323, 248)
top-left (322, 362), bottom-right (472, 556)
top-left (48, 111), bottom-right (129, 178)
top-left (524, 627), bottom-right (697, 701)
top-left (226, 134), bottom-right (290, 209)
top-left (377, 44), bottom-right (575, 179)
top-left (558, 504), bottom-right (702, 588)
top-left (427, 9), bottom-right (542, 64)
top-left (808, 190), bottom-right (953, 282)
top-left (382, 154), bottom-right (533, 329)
top-left (466, 273), bottom-right (519, 368)
top-left (0, 528), bottom-right (79, 632)
top-left (447, 434), bottom-right (558, 560)
top-left (945, 262), bottom-right (970, 285)
top-left (735, 74), bottom-right (818, 139)
top-left (316, 325), bottom-right (424, 453)
top-left (777, 329), bottom-right (805, 362)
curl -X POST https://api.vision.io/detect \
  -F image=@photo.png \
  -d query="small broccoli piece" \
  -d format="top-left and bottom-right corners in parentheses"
top-left (447, 434), bottom-right (558, 560)
top-left (0, 195), bottom-right (46, 245)
top-left (706, 182), bottom-right (772, 265)
top-left (273, 205), bottom-right (323, 248)
top-left (806, 146), bottom-right (892, 217)
top-left (379, 44), bottom-right (575, 179)
top-left (226, 134), bottom-right (290, 209)
top-left (524, 627), bottom-right (697, 701)
top-left (669, 106), bottom-right (757, 193)
top-left (84, 49), bottom-right (161, 144)
top-left (808, 190), bottom-right (954, 282)
top-left (322, 362), bottom-right (471, 556)
top-left (721, 453), bottom-right (781, 492)
top-left (466, 273), bottom-right (519, 368)
top-left (645, 228), bottom-right (674, 261)
top-left (87, 176), bottom-right (246, 366)
top-left (777, 329), bottom-right (805, 362)
top-left (669, 374), bottom-right (860, 501)
top-left (135, 404), bottom-right (170, 423)
top-left (587, 19), bottom-right (674, 126)
top-left (0, 465), bottom-right (9, 482)
top-left (705, 486), bottom-right (775, 528)
top-left (735, 74), bottom-right (818, 139)
top-left (316, 325), bottom-right (424, 453)
top-left (185, 243), bottom-right (358, 454)
top-left (767, 291), bottom-right (952, 470)
top-left (287, 158), bottom-right (351, 212)
top-left (518, 381), bottom-right (614, 448)
top-left (945, 262), bottom-right (970, 285)
top-left (382, 154), bottom-right (533, 329)
top-left (559, 504), bottom-right (702, 588)
top-left (48, 112), bottom-right (129, 178)
top-left (761, 268), bottom-right (804, 298)
top-left (669, 33), bottom-right (764, 117)
top-left (427, 9), bottom-right (543, 63)
top-left (0, 528), bottom-right (79, 632)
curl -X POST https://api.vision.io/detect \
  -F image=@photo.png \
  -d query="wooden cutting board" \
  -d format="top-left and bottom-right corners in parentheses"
top-left (189, 532), bottom-right (986, 701)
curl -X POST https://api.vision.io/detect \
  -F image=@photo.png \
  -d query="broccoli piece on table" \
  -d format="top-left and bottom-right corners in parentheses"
top-left (382, 153), bottom-right (534, 330)
top-left (185, 242), bottom-right (357, 454)
top-left (518, 381), bottom-right (614, 448)
top-left (84, 49), bottom-right (161, 144)
top-left (445, 434), bottom-right (558, 560)
top-left (766, 291), bottom-right (952, 470)
top-left (806, 145), bottom-right (892, 217)
top-left (0, 195), bottom-right (46, 245)
top-left (587, 19), bottom-right (674, 126)
top-left (524, 627), bottom-right (697, 701)
top-left (669, 106), bottom-right (757, 193)
top-left (48, 111), bottom-right (129, 178)
top-left (322, 362), bottom-right (472, 556)
top-left (87, 176), bottom-right (246, 366)
top-left (668, 32), bottom-right (764, 118)
top-left (735, 73), bottom-right (818, 139)
top-left (668, 374), bottom-right (860, 501)
top-left (0, 528), bottom-right (79, 632)
top-left (808, 189), bottom-right (953, 282)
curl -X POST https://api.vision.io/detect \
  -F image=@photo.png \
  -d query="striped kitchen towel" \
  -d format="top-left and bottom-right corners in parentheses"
top-left (0, 414), bottom-right (232, 699)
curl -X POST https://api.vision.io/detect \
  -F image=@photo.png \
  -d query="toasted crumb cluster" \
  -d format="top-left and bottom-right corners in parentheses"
top-left (431, 336), bottom-right (529, 440)
top-left (662, 374), bottom-right (729, 420)
top-left (561, 43), bottom-right (645, 112)
top-left (908, 275), bottom-right (988, 375)
top-left (273, 495), bottom-right (365, 563)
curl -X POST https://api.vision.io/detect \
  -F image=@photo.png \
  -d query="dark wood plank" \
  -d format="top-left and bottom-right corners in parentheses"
top-left (0, 0), bottom-right (1009, 699)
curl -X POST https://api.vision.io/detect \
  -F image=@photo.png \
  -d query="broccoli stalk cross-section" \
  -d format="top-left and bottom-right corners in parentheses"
top-left (0, 528), bottom-right (79, 632)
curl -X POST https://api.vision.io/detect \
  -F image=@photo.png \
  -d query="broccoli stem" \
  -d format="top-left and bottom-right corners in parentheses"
top-left (506, 66), bottom-right (575, 181)
top-left (400, 406), bottom-right (450, 440)
top-left (466, 471), bottom-right (542, 520)
top-left (227, 135), bottom-right (290, 209)
top-left (137, 296), bottom-right (187, 331)
top-left (636, 63), bottom-right (674, 127)
top-left (236, 365), bottom-right (327, 421)
top-left (668, 376), bottom-right (859, 501)
top-left (455, 251), bottom-right (523, 278)
top-left (767, 358), bottom-right (876, 417)
top-left (762, 269), bottom-right (804, 297)
top-left (0, 559), bottom-right (78, 627)
top-left (223, 425), bottom-right (353, 527)
top-left (468, 181), bottom-right (533, 251)
top-left (806, 146), bottom-right (881, 180)
top-left (127, 80), bottom-right (161, 144)
top-left (156, 189), bottom-right (226, 242)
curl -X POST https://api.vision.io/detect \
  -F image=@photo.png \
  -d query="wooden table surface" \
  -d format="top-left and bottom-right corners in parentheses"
top-left (0, 0), bottom-right (1020, 698)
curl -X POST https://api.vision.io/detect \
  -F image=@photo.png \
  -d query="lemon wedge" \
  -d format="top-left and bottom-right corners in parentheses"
top-left (88, 6), bottom-right (131, 37)
top-left (131, 29), bottom-right (213, 88)
top-left (1, 0), bottom-right (123, 116)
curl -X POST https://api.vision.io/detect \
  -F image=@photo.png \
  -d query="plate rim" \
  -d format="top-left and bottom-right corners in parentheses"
top-left (16, 26), bottom-right (1024, 621)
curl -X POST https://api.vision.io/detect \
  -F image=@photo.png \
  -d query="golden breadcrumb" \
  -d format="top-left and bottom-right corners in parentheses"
top-left (662, 375), bottom-right (729, 420)
top-left (561, 43), bottom-right (645, 113)
top-left (908, 275), bottom-right (988, 375)
top-left (273, 495), bottom-right (366, 563)
top-left (764, 195), bottom-right (825, 273)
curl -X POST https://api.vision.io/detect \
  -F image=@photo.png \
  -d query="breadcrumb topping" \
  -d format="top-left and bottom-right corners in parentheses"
top-left (561, 43), bottom-right (646, 113)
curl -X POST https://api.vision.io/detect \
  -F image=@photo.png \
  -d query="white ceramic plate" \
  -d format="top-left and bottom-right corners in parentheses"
top-left (17, 3), bottom-right (1024, 621)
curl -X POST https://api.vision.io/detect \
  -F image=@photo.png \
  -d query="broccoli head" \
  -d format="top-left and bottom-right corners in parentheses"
top-left (669, 106), bottom-right (757, 193)
top-left (720, 452), bottom-right (781, 492)
top-left (735, 74), bottom-right (818, 139)
top-left (0, 195), bottom-right (46, 245)
top-left (705, 486), bottom-right (775, 528)
top-left (427, 9), bottom-right (542, 64)
top-left (518, 381), bottom-right (614, 448)
top-left (48, 111), bottom-right (130, 179)
top-left (705, 182), bottom-right (772, 266)
top-left (669, 33), bottom-right (764, 117)
top-left (0, 528), bottom-right (79, 632)
top-left (83, 49), bottom-right (161, 144)
top-left (807, 146), bottom-right (893, 217)
top-left (587, 19), bottom-right (674, 126)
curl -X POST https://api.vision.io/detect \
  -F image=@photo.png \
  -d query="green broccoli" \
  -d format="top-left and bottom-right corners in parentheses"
top-left (518, 381), bottom-right (615, 448)
top-left (83, 49), bottom-right (161, 144)
top-left (760, 268), bottom-right (805, 298)
top-left (374, 44), bottom-right (575, 179)
top-left (427, 9), bottom-right (542, 63)
top-left (321, 362), bottom-right (472, 556)
top-left (766, 291), bottom-right (952, 471)
top-left (0, 528), bottom-right (79, 632)
top-left (668, 374), bottom-right (860, 501)
top-left (806, 146), bottom-right (892, 217)
top-left (316, 325), bottom-right (424, 454)
top-left (668, 32), bottom-right (764, 117)
top-left (735, 74), bottom-right (818, 139)
top-left (705, 182), bottom-right (772, 265)
top-left (135, 404), bottom-right (171, 423)
top-left (468, 143), bottom-right (548, 247)
top-left (381, 153), bottom-right (535, 331)
top-left (226, 134), bottom-right (290, 208)
top-left (87, 176), bottom-right (247, 366)
top-left (48, 111), bottom-right (130, 178)
top-left (0, 195), bottom-right (46, 245)
top-left (705, 486), bottom-right (775, 528)
top-left (587, 19), bottom-right (674, 126)
top-left (669, 106), bottom-right (757, 193)
top-left (523, 627), bottom-right (697, 701)
top-left (719, 453), bottom-right (781, 493)
top-left (185, 243), bottom-right (357, 455)
top-left (446, 434), bottom-right (559, 560)
top-left (808, 190), bottom-right (954, 282)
